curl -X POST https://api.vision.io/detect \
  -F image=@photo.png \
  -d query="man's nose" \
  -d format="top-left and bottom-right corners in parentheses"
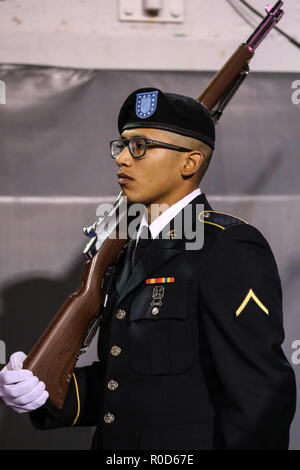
top-left (115, 146), bottom-right (133, 166)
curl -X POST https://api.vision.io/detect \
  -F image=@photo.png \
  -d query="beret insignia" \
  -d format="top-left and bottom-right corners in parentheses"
top-left (135, 91), bottom-right (158, 119)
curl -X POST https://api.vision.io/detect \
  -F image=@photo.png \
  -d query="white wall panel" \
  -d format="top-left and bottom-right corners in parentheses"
top-left (0, 0), bottom-right (299, 72)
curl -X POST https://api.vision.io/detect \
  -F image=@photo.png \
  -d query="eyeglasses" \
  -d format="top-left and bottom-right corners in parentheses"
top-left (110, 137), bottom-right (193, 159)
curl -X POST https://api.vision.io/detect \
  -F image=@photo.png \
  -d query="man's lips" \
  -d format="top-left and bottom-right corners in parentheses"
top-left (117, 173), bottom-right (134, 184)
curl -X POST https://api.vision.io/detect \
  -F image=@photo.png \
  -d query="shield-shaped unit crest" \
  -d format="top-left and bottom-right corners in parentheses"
top-left (136, 90), bottom-right (158, 119)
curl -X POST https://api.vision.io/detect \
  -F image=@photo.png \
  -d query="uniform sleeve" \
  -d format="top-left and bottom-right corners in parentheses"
top-left (29, 361), bottom-right (103, 430)
top-left (200, 223), bottom-right (296, 450)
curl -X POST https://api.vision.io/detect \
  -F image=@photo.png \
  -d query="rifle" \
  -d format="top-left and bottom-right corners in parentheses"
top-left (198, 1), bottom-right (284, 120)
top-left (23, 194), bottom-right (128, 410)
top-left (23, 1), bottom-right (285, 410)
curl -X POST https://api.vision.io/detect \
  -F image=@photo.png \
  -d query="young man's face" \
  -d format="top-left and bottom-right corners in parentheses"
top-left (116, 127), bottom-right (192, 209)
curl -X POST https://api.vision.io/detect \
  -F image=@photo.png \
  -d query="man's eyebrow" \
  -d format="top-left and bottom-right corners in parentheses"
top-left (120, 134), bottom-right (148, 139)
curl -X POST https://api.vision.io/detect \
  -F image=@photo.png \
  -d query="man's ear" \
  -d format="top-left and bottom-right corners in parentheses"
top-left (181, 151), bottom-right (204, 177)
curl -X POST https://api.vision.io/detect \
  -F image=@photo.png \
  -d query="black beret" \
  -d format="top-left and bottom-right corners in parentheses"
top-left (118, 87), bottom-right (215, 150)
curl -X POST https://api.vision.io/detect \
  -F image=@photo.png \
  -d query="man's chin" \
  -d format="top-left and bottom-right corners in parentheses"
top-left (121, 189), bottom-right (146, 206)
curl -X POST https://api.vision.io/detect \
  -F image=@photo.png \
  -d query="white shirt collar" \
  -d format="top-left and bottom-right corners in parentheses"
top-left (136, 187), bottom-right (201, 243)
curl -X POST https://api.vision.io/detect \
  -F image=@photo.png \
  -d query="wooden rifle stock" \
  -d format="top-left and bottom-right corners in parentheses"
top-left (22, 1), bottom-right (285, 412)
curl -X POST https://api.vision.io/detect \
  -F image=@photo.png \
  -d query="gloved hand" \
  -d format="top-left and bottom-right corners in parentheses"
top-left (0, 351), bottom-right (49, 413)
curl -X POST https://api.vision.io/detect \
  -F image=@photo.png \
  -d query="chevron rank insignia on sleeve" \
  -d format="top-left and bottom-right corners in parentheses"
top-left (235, 288), bottom-right (269, 317)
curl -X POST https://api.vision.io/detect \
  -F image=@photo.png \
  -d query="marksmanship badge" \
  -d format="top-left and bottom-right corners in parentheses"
top-left (136, 91), bottom-right (158, 119)
top-left (151, 286), bottom-right (165, 307)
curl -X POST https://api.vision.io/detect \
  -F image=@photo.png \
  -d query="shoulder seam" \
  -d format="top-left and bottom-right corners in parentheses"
top-left (198, 210), bottom-right (248, 230)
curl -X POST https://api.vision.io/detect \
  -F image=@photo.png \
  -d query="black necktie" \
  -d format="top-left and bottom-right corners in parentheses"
top-left (132, 225), bottom-right (152, 269)
top-left (114, 238), bottom-right (135, 294)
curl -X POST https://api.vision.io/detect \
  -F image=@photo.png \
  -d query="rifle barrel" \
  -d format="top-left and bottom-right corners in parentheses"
top-left (247, 1), bottom-right (284, 51)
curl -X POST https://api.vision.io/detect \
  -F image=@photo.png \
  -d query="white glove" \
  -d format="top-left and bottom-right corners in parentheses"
top-left (0, 351), bottom-right (49, 413)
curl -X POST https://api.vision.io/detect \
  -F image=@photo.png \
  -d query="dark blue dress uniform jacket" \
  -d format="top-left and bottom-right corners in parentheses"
top-left (30, 193), bottom-right (297, 449)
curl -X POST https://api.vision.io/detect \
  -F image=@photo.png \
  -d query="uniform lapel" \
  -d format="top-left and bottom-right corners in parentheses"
top-left (115, 238), bottom-right (182, 305)
top-left (115, 192), bottom-right (212, 305)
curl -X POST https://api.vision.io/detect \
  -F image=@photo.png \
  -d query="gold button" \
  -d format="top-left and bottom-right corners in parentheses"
top-left (111, 345), bottom-right (121, 356)
top-left (115, 309), bottom-right (126, 320)
top-left (204, 212), bottom-right (211, 218)
top-left (104, 412), bottom-right (115, 424)
top-left (152, 307), bottom-right (159, 316)
top-left (107, 379), bottom-right (119, 391)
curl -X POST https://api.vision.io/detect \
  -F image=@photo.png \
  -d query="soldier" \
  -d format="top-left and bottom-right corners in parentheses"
top-left (0, 88), bottom-right (297, 450)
